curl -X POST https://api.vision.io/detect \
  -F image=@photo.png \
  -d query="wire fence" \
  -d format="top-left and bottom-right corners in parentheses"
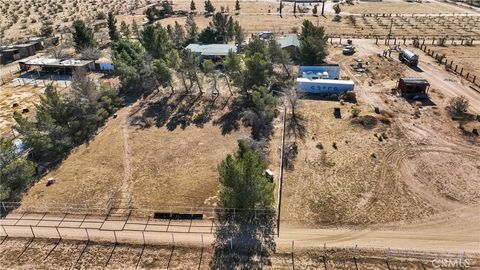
top-left (0, 201), bottom-right (277, 246)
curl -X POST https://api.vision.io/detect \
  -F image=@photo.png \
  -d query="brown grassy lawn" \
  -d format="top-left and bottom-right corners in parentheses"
top-left (21, 91), bottom-right (247, 210)
top-left (128, 112), bottom-right (246, 208)
top-left (21, 110), bottom-right (126, 208)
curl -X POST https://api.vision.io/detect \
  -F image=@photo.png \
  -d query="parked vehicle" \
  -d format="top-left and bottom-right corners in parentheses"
top-left (399, 49), bottom-right (419, 66)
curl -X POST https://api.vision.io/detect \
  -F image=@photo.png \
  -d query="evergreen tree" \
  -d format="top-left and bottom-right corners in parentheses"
top-left (140, 24), bottom-right (171, 59)
top-left (120, 21), bottom-right (130, 39)
top-left (226, 16), bottom-right (235, 42)
top-left (72, 20), bottom-right (96, 51)
top-left (243, 52), bottom-right (270, 90)
top-left (233, 21), bottom-right (244, 44)
top-left (198, 26), bottom-right (217, 44)
top-left (204, 0), bottom-right (215, 14)
top-left (235, 0), bottom-right (240, 13)
top-left (185, 14), bottom-right (198, 43)
top-left (131, 20), bottom-right (140, 38)
top-left (0, 138), bottom-right (36, 202)
top-left (173, 21), bottom-right (185, 49)
top-left (299, 20), bottom-right (328, 65)
top-left (190, 0), bottom-right (196, 12)
top-left (202, 59), bottom-right (218, 95)
top-left (244, 35), bottom-right (267, 57)
top-left (217, 140), bottom-right (274, 213)
top-left (108, 12), bottom-right (119, 41)
top-left (112, 39), bottom-right (146, 87)
top-left (153, 59), bottom-right (174, 94)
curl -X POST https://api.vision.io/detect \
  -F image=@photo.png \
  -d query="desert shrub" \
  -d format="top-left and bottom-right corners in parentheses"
top-left (351, 105), bottom-right (361, 118)
top-left (351, 115), bottom-right (378, 129)
top-left (448, 95), bottom-right (469, 116)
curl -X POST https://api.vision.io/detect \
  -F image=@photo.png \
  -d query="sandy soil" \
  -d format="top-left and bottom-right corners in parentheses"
top-left (266, 39), bottom-right (480, 252)
top-left (0, 84), bottom-right (44, 137)
top-left (1, 238), bottom-right (478, 269)
top-left (1, 0), bottom-right (479, 42)
top-left (424, 44), bottom-right (480, 82)
top-left (341, 0), bottom-right (476, 14)
top-left (20, 83), bottom-right (247, 209)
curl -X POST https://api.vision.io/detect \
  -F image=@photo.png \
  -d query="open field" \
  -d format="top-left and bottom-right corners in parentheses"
top-left (1, 238), bottom-right (478, 269)
top-left (341, 0), bottom-right (477, 14)
top-left (0, 84), bottom-right (43, 137)
top-left (1, 0), bottom-right (479, 42)
top-left (1, 0), bottom-right (480, 265)
top-left (425, 44), bottom-right (480, 81)
top-left (266, 39), bottom-right (480, 252)
top-left (20, 87), bottom-right (248, 209)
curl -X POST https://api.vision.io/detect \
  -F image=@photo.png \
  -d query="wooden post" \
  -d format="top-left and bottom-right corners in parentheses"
top-left (291, 240), bottom-right (295, 270)
top-left (460, 67), bottom-right (463, 75)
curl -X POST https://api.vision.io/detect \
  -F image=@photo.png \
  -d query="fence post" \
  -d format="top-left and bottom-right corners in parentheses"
top-left (30, 225), bottom-right (35, 238)
top-left (473, 75), bottom-right (476, 84)
top-left (460, 67), bottom-right (463, 75)
top-left (291, 240), bottom-right (295, 270)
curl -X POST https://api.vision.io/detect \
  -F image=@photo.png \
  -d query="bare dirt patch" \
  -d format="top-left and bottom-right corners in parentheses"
top-left (1, 238), bottom-right (478, 269)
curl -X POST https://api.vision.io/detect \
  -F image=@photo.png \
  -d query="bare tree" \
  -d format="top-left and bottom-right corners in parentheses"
top-left (71, 67), bottom-right (97, 102)
top-left (285, 86), bottom-right (305, 141)
top-left (80, 45), bottom-right (101, 60)
top-left (48, 41), bottom-right (73, 59)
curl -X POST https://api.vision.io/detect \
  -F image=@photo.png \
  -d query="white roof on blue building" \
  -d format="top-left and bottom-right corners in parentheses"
top-left (185, 44), bottom-right (237, 56)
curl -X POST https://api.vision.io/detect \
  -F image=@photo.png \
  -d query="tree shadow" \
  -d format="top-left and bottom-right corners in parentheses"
top-left (210, 211), bottom-right (276, 270)
top-left (287, 114), bottom-right (306, 141)
top-left (131, 91), bottom-right (224, 131)
top-left (213, 96), bottom-right (248, 135)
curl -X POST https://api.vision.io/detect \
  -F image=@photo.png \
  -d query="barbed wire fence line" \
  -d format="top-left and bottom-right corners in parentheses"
top-left (0, 236), bottom-right (477, 269)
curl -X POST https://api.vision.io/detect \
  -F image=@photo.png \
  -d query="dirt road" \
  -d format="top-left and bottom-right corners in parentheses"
top-left (407, 47), bottom-right (480, 114)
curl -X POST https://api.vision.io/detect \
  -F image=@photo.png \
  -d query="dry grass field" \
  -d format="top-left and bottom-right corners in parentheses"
top-left (341, 0), bottom-right (476, 14)
top-left (20, 89), bottom-right (248, 209)
top-left (270, 43), bottom-right (480, 227)
top-left (426, 44), bottom-right (480, 80)
top-left (0, 84), bottom-right (43, 137)
top-left (1, 0), bottom-right (478, 43)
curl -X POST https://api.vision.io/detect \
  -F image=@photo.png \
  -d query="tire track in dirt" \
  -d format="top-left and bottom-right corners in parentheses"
top-left (117, 108), bottom-right (133, 210)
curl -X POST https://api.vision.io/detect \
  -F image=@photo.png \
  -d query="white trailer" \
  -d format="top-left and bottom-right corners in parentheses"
top-left (297, 78), bottom-right (354, 95)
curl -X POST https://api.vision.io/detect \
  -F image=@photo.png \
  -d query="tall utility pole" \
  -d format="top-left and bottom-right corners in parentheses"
top-left (321, 0), bottom-right (325, 16)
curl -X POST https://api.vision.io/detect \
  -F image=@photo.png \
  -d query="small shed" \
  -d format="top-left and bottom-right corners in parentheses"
top-left (0, 48), bottom-right (20, 64)
top-left (397, 77), bottom-right (430, 99)
top-left (14, 43), bottom-right (37, 58)
top-left (278, 34), bottom-right (300, 60)
top-left (29, 37), bottom-right (45, 50)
